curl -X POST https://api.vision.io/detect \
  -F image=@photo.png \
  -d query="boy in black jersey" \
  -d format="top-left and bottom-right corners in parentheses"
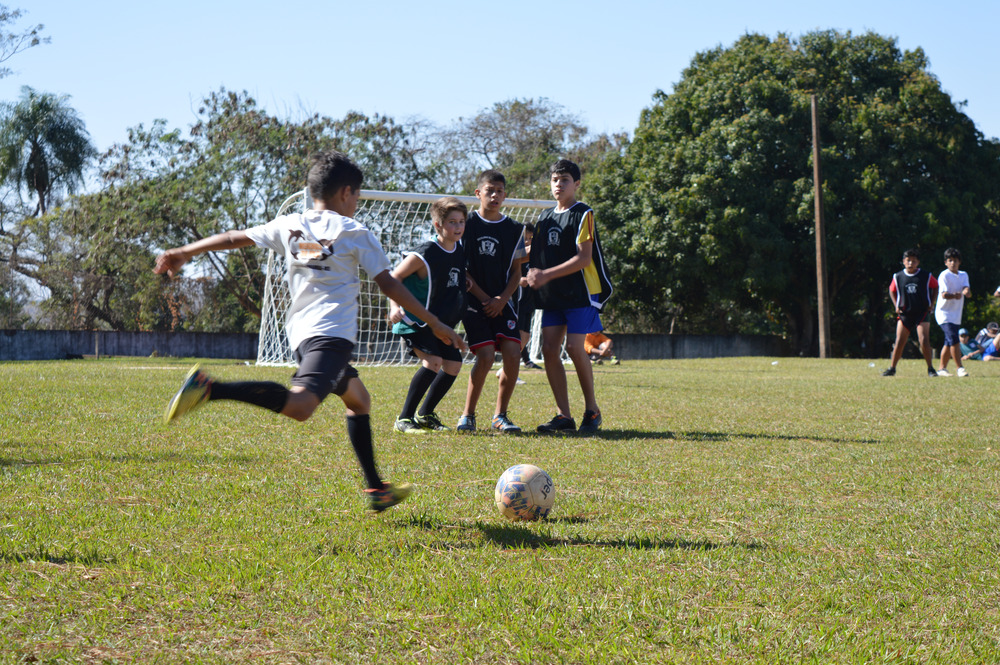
top-left (882, 248), bottom-right (939, 377)
top-left (388, 197), bottom-right (469, 433)
top-left (526, 160), bottom-right (613, 434)
top-left (458, 170), bottom-right (528, 434)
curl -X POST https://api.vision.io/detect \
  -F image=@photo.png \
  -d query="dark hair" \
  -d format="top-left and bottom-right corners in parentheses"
top-left (430, 196), bottom-right (468, 226)
top-left (550, 159), bottom-right (581, 181)
top-left (943, 247), bottom-right (962, 262)
top-left (477, 169), bottom-right (506, 189)
top-left (902, 248), bottom-right (920, 260)
top-left (307, 150), bottom-right (363, 201)
top-left (523, 222), bottom-right (535, 233)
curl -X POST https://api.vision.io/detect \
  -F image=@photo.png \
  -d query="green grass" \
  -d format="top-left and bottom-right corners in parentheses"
top-left (2, 357), bottom-right (1000, 663)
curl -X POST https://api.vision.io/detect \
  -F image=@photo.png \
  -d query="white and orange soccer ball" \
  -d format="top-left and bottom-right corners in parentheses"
top-left (494, 464), bottom-right (555, 521)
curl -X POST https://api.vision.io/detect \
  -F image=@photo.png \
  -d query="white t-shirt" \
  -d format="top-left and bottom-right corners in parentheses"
top-left (245, 209), bottom-right (391, 351)
top-left (934, 268), bottom-right (970, 325)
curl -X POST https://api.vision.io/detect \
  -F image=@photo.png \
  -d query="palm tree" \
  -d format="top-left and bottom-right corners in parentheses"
top-left (0, 86), bottom-right (95, 215)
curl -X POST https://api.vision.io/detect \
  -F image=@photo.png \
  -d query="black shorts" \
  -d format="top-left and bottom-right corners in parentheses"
top-left (462, 304), bottom-right (521, 350)
top-left (899, 311), bottom-right (930, 333)
top-left (292, 336), bottom-right (359, 402)
top-left (517, 290), bottom-right (536, 334)
top-left (397, 325), bottom-right (463, 362)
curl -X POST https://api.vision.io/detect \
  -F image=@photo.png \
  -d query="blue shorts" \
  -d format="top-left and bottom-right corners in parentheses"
top-left (940, 322), bottom-right (962, 346)
top-left (985, 340), bottom-right (999, 358)
top-left (541, 305), bottom-right (603, 335)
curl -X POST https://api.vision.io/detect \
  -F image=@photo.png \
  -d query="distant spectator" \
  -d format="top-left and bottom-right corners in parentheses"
top-left (584, 331), bottom-right (619, 365)
top-left (958, 329), bottom-right (983, 361)
top-left (980, 323), bottom-right (1000, 361)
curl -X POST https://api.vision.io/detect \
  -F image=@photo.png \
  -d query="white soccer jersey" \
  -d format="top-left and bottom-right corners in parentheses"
top-left (245, 209), bottom-right (391, 350)
top-left (934, 268), bottom-right (970, 325)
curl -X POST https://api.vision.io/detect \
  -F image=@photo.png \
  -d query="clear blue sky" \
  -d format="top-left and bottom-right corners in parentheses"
top-left (5, 0), bottom-right (999, 161)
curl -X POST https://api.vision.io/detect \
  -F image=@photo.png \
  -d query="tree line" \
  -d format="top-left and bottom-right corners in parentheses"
top-left (1, 23), bottom-right (999, 357)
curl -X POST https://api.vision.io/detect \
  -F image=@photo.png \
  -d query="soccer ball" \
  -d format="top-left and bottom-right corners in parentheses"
top-left (494, 464), bottom-right (555, 521)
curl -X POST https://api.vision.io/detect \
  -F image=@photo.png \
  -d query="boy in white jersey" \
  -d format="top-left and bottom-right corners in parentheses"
top-left (934, 247), bottom-right (972, 377)
top-left (154, 150), bottom-right (466, 512)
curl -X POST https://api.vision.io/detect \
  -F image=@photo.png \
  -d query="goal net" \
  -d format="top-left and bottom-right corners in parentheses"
top-left (256, 189), bottom-right (551, 367)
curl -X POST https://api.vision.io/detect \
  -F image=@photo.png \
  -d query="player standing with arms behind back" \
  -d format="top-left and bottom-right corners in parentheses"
top-left (154, 150), bottom-right (467, 512)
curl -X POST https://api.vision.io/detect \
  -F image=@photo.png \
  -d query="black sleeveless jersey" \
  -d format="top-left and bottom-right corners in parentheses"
top-left (531, 202), bottom-right (613, 310)
top-left (463, 212), bottom-right (525, 298)
top-left (403, 240), bottom-right (466, 327)
top-left (892, 268), bottom-right (933, 313)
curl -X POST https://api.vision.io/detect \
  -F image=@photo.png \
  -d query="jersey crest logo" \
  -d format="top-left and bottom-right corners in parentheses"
top-left (905, 282), bottom-right (918, 294)
top-left (478, 236), bottom-right (499, 257)
top-left (447, 267), bottom-right (462, 288)
top-left (547, 227), bottom-right (561, 246)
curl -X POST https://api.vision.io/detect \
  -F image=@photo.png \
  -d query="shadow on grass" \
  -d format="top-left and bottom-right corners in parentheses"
top-left (537, 429), bottom-right (880, 445)
top-left (399, 514), bottom-right (763, 552)
top-left (1, 549), bottom-right (115, 566)
top-left (477, 523), bottom-right (762, 551)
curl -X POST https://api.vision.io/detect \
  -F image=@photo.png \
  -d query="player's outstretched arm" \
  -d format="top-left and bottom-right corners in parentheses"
top-left (373, 270), bottom-right (468, 353)
top-left (155, 231), bottom-right (254, 277)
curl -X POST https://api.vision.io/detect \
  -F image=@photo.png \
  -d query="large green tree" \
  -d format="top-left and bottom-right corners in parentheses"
top-left (10, 89), bottom-right (433, 331)
top-left (591, 30), bottom-right (1000, 354)
top-left (0, 86), bottom-right (95, 216)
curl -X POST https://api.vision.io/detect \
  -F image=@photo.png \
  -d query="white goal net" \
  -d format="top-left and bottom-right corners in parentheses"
top-left (256, 189), bottom-right (551, 367)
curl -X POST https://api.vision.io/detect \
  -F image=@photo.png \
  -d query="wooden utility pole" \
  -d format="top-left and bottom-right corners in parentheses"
top-left (812, 95), bottom-right (832, 358)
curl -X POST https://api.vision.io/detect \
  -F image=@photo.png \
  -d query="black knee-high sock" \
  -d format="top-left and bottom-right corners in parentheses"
top-left (418, 371), bottom-right (457, 416)
top-left (346, 414), bottom-right (382, 489)
top-left (521, 346), bottom-right (530, 363)
top-left (399, 367), bottom-right (437, 419)
top-left (209, 381), bottom-right (289, 413)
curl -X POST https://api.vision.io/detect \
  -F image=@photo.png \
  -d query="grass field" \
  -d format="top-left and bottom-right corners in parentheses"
top-left (2, 357), bottom-right (999, 663)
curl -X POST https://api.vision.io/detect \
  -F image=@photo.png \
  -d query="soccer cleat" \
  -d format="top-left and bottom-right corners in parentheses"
top-left (880, 367), bottom-right (896, 377)
top-left (414, 412), bottom-right (450, 431)
top-left (957, 367), bottom-right (969, 377)
top-left (936, 369), bottom-right (951, 377)
top-left (611, 356), bottom-right (620, 365)
top-left (365, 482), bottom-right (413, 512)
top-left (927, 368), bottom-right (938, 378)
top-left (165, 364), bottom-right (212, 422)
top-left (456, 415), bottom-right (476, 432)
top-left (394, 418), bottom-right (428, 434)
top-left (578, 409), bottom-right (603, 435)
top-left (523, 360), bottom-right (541, 369)
top-left (537, 414), bottom-right (576, 433)
top-left (491, 413), bottom-right (522, 434)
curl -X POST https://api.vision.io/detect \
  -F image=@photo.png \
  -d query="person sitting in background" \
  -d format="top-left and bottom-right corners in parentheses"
top-left (958, 328), bottom-right (983, 361)
top-left (584, 331), bottom-right (619, 365)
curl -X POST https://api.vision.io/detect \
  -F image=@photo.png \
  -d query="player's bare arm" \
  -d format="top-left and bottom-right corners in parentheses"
top-left (373, 270), bottom-right (468, 353)
top-left (526, 241), bottom-right (593, 289)
top-left (154, 230), bottom-right (254, 277)
top-left (386, 254), bottom-right (428, 324)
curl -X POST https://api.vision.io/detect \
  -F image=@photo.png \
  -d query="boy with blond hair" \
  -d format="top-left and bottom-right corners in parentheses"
top-left (388, 197), bottom-right (468, 432)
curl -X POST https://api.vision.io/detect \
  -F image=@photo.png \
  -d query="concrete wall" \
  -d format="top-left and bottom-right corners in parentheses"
top-left (0, 330), bottom-right (258, 361)
top-left (612, 333), bottom-right (790, 360)
top-left (0, 330), bottom-right (788, 362)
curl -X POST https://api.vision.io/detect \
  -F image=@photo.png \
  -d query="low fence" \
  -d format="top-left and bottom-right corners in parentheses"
top-left (0, 330), bottom-right (258, 361)
top-left (1, 330), bottom-right (789, 362)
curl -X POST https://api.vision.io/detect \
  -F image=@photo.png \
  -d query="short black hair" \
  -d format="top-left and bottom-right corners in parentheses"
top-left (902, 248), bottom-right (920, 260)
top-left (943, 247), bottom-right (962, 262)
top-left (307, 150), bottom-right (363, 201)
top-left (477, 169), bottom-right (506, 189)
top-left (550, 159), bottom-right (581, 182)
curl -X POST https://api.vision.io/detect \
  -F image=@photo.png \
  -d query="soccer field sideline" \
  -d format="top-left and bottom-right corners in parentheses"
top-left (2, 357), bottom-right (999, 663)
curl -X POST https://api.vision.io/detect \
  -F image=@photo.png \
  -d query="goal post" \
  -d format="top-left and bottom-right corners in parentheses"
top-left (256, 189), bottom-right (552, 367)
